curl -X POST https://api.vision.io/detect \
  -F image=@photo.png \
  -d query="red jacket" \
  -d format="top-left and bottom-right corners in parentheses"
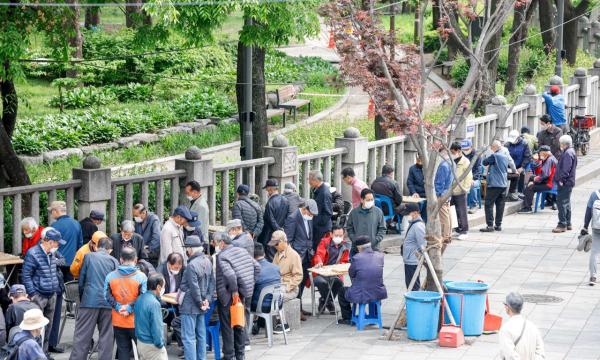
top-left (311, 233), bottom-right (350, 280)
top-left (531, 156), bottom-right (557, 189)
top-left (22, 226), bottom-right (44, 256)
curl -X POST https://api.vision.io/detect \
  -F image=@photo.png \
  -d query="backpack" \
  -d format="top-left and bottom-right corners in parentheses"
top-left (0, 334), bottom-right (33, 360)
top-left (592, 191), bottom-right (600, 230)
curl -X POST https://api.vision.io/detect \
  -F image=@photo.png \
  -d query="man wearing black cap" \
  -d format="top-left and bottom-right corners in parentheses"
top-left (518, 146), bottom-right (558, 214)
top-left (399, 203), bottom-right (425, 291)
top-left (80, 210), bottom-right (105, 244)
top-left (232, 184), bottom-right (264, 238)
top-left (160, 206), bottom-right (193, 264)
top-left (258, 179), bottom-right (289, 261)
top-left (6, 284), bottom-right (39, 339)
top-left (337, 235), bottom-right (387, 325)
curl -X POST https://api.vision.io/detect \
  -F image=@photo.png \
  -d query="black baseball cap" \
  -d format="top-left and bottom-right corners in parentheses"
top-left (262, 179), bottom-right (279, 189)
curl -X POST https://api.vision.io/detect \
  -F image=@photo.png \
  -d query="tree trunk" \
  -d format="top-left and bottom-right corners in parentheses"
top-left (476, 0), bottom-right (503, 113)
top-left (252, 47), bottom-right (268, 159)
top-left (505, 0), bottom-right (537, 95)
top-left (562, 0), bottom-right (590, 65)
top-left (424, 191), bottom-right (443, 291)
top-left (375, 115), bottom-right (388, 140)
top-left (539, 0), bottom-right (556, 54)
top-left (66, 0), bottom-right (83, 79)
top-left (432, 0), bottom-right (440, 31)
top-left (84, 7), bottom-right (100, 29)
top-left (125, 0), bottom-right (142, 28)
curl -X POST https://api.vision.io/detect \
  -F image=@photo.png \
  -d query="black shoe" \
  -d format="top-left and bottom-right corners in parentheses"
top-left (251, 321), bottom-right (260, 336)
top-left (326, 302), bottom-right (336, 314)
top-left (338, 319), bottom-right (353, 325)
top-left (49, 346), bottom-right (65, 354)
top-left (480, 226), bottom-right (495, 232)
top-left (273, 323), bottom-right (290, 334)
top-left (517, 207), bottom-right (533, 214)
top-left (494, 226), bottom-right (502, 231)
top-left (551, 204), bottom-right (557, 211)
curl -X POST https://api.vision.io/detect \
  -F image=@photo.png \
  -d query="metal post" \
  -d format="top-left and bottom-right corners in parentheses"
top-left (241, 16), bottom-right (254, 160)
top-left (555, 0), bottom-right (564, 77)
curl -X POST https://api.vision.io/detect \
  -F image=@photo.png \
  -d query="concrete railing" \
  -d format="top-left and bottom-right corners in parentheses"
top-left (297, 148), bottom-right (346, 199)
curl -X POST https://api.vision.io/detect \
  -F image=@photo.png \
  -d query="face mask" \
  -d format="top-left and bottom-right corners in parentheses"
top-left (23, 232), bottom-right (33, 239)
top-left (451, 153), bottom-right (459, 160)
top-left (122, 235), bottom-right (132, 242)
top-left (186, 195), bottom-right (194, 201)
top-left (134, 216), bottom-right (143, 223)
top-left (541, 124), bottom-right (548, 131)
top-left (302, 214), bottom-right (313, 221)
top-left (185, 226), bottom-right (195, 232)
top-left (50, 247), bottom-right (58, 254)
top-left (229, 234), bottom-right (236, 240)
top-left (462, 149), bottom-right (472, 155)
top-left (159, 286), bottom-right (165, 297)
top-left (170, 269), bottom-right (180, 275)
top-left (364, 200), bottom-right (375, 209)
top-left (332, 236), bottom-right (343, 245)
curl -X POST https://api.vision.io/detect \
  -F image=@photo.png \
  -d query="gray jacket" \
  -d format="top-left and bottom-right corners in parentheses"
top-left (215, 245), bottom-right (260, 306)
top-left (232, 196), bottom-right (264, 236)
top-left (283, 192), bottom-right (305, 216)
top-left (402, 217), bottom-right (426, 265)
top-left (232, 232), bottom-right (255, 257)
top-left (189, 196), bottom-right (210, 243)
top-left (345, 205), bottom-right (387, 251)
top-left (179, 252), bottom-right (215, 315)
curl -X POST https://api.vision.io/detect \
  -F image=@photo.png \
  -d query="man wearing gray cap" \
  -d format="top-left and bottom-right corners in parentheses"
top-left (160, 206), bottom-right (193, 264)
top-left (283, 182), bottom-right (305, 216)
top-left (498, 292), bottom-right (545, 359)
top-left (232, 184), bottom-right (264, 238)
top-left (227, 219), bottom-right (254, 257)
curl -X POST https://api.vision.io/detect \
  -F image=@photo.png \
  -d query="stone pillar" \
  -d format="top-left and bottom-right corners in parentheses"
top-left (175, 146), bottom-right (213, 204)
top-left (588, 59), bottom-right (600, 116)
top-left (485, 95), bottom-right (512, 141)
top-left (517, 84), bottom-right (544, 134)
top-left (578, 16), bottom-right (590, 51)
top-left (263, 135), bottom-right (298, 203)
top-left (570, 68), bottom-right (591, 115)
top-left (72, 156), bottom-right (111, 232)
top-left (334, 127), bottom-right (368, 203)
top-left (591, 21), bottom-right (600, 57)
top-left (402, 140), bottom-right (418, 195)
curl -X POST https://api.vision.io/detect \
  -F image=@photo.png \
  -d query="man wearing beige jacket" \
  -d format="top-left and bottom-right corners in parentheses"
top-left (450, 142), bottom-right (473, 240)
top-left (159, 206), bottom-right (193, 264)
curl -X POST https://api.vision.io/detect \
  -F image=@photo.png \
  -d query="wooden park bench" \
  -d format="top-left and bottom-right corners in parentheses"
top-left (266, 95), bottom-right (287, 127)
top-left (275, 85), bottom-right (311, 122)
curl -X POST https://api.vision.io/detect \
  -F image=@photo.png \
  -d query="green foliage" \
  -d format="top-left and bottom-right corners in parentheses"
top-left (169, 88), bottom-right (236, 120)
top-left (287, 118), bottom-right (375, 153)
top-left (48, 86), bottom-right (116, 109)
top-left (106, 83), bottom-right (154, 102)
top-left (450, 56), bottom-right (469, 87)
top-left (265, 50), bottom-right (338, 85)
top-left (423, 30), bottom-right (441, 53)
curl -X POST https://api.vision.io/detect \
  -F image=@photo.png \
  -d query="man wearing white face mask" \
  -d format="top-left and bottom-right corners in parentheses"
top-left (227, 219), bottom-right (254, 257)
top-left (110, 220), bottom-right (146, 262)
top-left (311, 225), bottom-right (350, 313)
top-left (20, 217), bottom-right (44, 256)
top-left (160, 206), bottom-right (193, 264)
top-left (537, 114), bottom-right (563, 159)
top-left (345, 188), bottom-right (386, 255)
top-left (132, 204), bottom-right (162, 266)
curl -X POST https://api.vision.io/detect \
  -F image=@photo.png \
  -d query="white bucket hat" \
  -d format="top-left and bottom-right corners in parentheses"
top-left (19, 309), bottom-right (49, 331)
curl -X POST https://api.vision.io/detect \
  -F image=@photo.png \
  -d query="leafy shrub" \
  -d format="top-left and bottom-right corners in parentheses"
top-left (423, 30), bottom-right (441, 53)
top-left (450, 56), bottom-right (469, 87)
top-left (265, 50), bottom-right (337, 85)
top-left (107, 83), bottom-right (154, 102)
top-left (48, 86), bottom-right (116, 109)
top-left (169, 88), bottom-right (236, 121)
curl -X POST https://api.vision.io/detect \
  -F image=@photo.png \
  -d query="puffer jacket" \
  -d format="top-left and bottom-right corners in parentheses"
top-left (22, 245), bottom-right (61, 297)
top-left (452, 155), bottom-right (473, 195)
top-left (232, 232), bottom-right (255, 257)
top-left (232, 196), bottom-right (264, 236)
top-left (215, 245), bottom-right (260, 306)
top-left (507, 137), bottom-right (532, 169)
top-left (179, 252), bottom-right (215, 315)
top-left (537, 126), bottom-right (563, 159)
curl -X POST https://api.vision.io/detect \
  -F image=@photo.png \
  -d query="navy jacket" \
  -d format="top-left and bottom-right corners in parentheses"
top-left (464, 151), bottom-right (482, 180)
top-left (251, 258), bottom-right (281, 313)
top-left (345, 248), bottom-right (387, 304)
top-left (507, 137), bottom-right (532, 169)
top-left (79, 217), bottom-right (98, 244)
top-left (284, 209), bottom-right (313, 259)
top-left (312, 183), bottom-right (333, 241)
top-left (79, 250), bottom-right (119, 309)
top-left (22, 245), bottom-right (61, 297)
top-left (52, 215), bottom-right (83, 265)
top-left (110, 233), bottom-right (147, 262)
top-left (407, 165), bottom-right (426, 197)
top-left (258, 193), bottom-right (289, 247)
top-left (156, 262), bottom-right (185, 294)
top-left (556, 147), bottom-right (577, 188)
top-left (135, 212), bottom-right (162, 253)
top-left (371, 175), bottom-right (403, 206)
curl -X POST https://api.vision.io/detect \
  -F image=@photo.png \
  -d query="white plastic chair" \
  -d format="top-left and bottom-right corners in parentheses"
top-left (251, 284), bottom-right (288, 347)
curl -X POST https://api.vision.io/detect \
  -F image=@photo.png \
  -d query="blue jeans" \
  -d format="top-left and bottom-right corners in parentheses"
top-left (181, 313), bottom-right (207, 360)
top-left (467, 180), bottom-right (481, 208)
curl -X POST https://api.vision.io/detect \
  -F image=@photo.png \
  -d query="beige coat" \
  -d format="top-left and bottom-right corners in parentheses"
top-left (452, 156), bottom-right (473, 195)
top-left (273, 245), bottom-right (303, 292)
top-left (159, 218), bottom-right (186, 265)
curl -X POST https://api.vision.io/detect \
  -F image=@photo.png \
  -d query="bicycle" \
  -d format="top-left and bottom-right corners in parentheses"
top-left (566, 105), bottom-right (595, 156)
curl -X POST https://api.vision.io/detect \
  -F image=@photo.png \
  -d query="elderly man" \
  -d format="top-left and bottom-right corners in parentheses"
top-left (20, 217), bottom-right (44, 256)
top-left (553, 135), bottom-right (578, 233)
top-left (232, 184), bottom-right (264, 238)
top-left (537, 114), bottom-right (563, 159)
top-left (542, 85), bottom-right (568, 132)
top-left (185, 181), bottom-right (210, 243)
top-left (160, 206), bottom-right (193, 264)
top-left (12, 309), bottom-right (49, 359)
top-left (22, 227), bottom-right (65, 353)
top-left (48, 201), bottom-right (82, 271)
top-left (371, 164), bottom-right (403, 209)
top-left (518, 145), bottom-right (557, 213)
top-left (582, 189), bottom-right (600, 285)
top-left (104, 246), bottom-right (148, 360)
top-left (258, 179), bottom-right (289, 261)
top-left (283, 182), bottom-right (305, 216)
top-left (135, 273), bottom-right (168, 360)
top-left (435, 150), bottom-right (454, 245)
top-left (6, 285), bottom-right (39, 338)
top-left (111, 220), bottom-right (146, 262)
top-left (407, 156), bottom-right (426, 199)
top-left (481, 140), bottom-right (511, 232)
top-left (251, 243), bottom-right (282, 334)
top-left (346, 188), bottom-right (386, 254)
top-left (269, 230), bottom-right (303, 302)
top-left (506, 130), bottom-right (532, 201)
top-left (133, 203), bottom-right (162, 266)
top-left (284, 199), bottom-right (318, 319)
top-left (399, 203), bottom-right (425, 290)
top-left (70, 237), bottom-right (118, 360)
top-left (215, 230), bottom-right (260, 360)
top-left (80, 210), bottom-right (104, 244)
top-left (309, 170), bottom-right (333, 251)
top-left (450, 142), bottom-right (473, 240)
top-left (227, 219), bottom-right (254, 257)
top-left (70, 230), bottom-right (107, 278)
top-left (498, 292), bottom-right (545, 360)
top-left (337, 235), bottom-right (387, 325)
top-left (156, 252), bottom-right (185, 296)
top-left (342, 167), bottom-right (368, 208)
top-left (179, 235), bottom-right (215, 360)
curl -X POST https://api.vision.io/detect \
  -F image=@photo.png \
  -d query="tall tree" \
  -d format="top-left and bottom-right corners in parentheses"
top-left (563, 0), bottom-right (591, 64)
top-left (84, 7), bottom-right (101, 29)
top-left (539, 0), bottom-right (556, 53)
top-left (505, 0), bottom-right (537, 95)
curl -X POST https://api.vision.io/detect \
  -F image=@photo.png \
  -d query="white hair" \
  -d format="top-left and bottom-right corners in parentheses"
top-left (20, 217), bottom-right (38, 231)
top-left (559, 134), bottom-right (573, 147)
top-left (308, 170), bottom-right (323, 181)
top-left (492, 139), bottom-right (502, 148)
top-left (121, 220), bottom-right (135, 232)
top-left (188, 246), bottom-right (204, 254)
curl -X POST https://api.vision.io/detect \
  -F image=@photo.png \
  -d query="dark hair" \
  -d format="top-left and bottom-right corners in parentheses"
top-left (254, 243), bottom-right (265, 258)
top-left (331, 225), bottom-right (344, 233)
top-left (97, 237), bottom-right (113, 250)
top-left (341, 167), bottom-right (355, 178)
top-left (167, 253), bottom-right (184, 265)
top-left (540, 114), bottom-right (552, 124)
top-left (147, 273), bottom-right (165, 291)
top-left (360, 188), bottom-right (374, 199)
top-left (185, 181), bottom-right (201, 192)
top-left (120, 246), bottom-right (137, 262)
top-left (381, 165), bottom-right (394, 176)
top-left (520, 126), bottom-right (530, 134)
top-left (450, 142), bottom-right (462, 152)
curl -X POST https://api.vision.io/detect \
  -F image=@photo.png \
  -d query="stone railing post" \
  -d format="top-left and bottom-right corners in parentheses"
top-left (588, 59), bottom-right (600, 116)
top-left (570, 68), bottom-right (592, 115)
top-left (402, 140), bottom-right (418, 195)
top-left (591, 21), bottom-right (600, 57)
top-left (579, 16), bottom-right (590, 51)
top-left (485, 95), bottom-right (512, 141)
top-left (175, 146), bottom-right (213, 210)
top-left (263, 135), bottom-right (298, 201)
top-left (517, 84), bottom-right (544, 134)
top-left (72, 156), bottom-right (111, 232)
top-left (334, 127), bottom-right (368, 203)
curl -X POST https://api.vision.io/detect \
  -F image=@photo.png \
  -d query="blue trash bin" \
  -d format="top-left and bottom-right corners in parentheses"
top-left (445, 281), bottom-right (489, 336)
top-left (405, 291), bottom-right (442, 341)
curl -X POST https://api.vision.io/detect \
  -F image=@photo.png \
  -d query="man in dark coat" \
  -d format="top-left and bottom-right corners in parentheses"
top-left (327, 183), bottom-right (345, 224)
top-left (283, 182), bottom-right (306, 216)
top-left (506, 130), bottom-right (532, 200)
top-left (258, 179), bottom-right (289, 261)
top-left (110, 220), bottom-right (147, 262)
top-left (132, 203), bottom-right (162, 266)
top-left (553, 135), bottom-right (578, 233)
top-left (371, 164), bottom-right (403, 209)
top-left (337, 235), bottom-right (387, 324)
top-left (407, 157), bottom-right (426, 198)
top-left (79, 210), bottom-right (104, 244)
top-left (537, 114), bottom-right (563, 159)
top-left (309, 171), bottom-right (333, 251)
top-left (156, 252), bottom-right (185, 295)
top-left (5, 285), bottom-right (39, 339)
top-left (231, 184), bottom-right (264, 238)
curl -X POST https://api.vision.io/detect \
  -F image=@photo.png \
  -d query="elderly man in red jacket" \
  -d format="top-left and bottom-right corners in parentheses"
top-left (20, 218), bottom-right (44, 256)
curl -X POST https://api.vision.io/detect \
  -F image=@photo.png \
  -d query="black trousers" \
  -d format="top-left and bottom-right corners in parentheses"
top-left (404, 264), bottom-right (420, 291)
top-left (451, 193), bottom-right (469, 233)
top-left (508, 172), bottom-right (525, 193)
top-left (313, 275), bottom-right (343, 304)
top-left (297, 252), bottom-right (311, 302)
top-left (218, 300), bottom-right (247, 360)
top-left (114, 326), bottom-right (136, 360)
top-left (337, 287), bottom-right (352, 320)
top-left (484, 187), bottom-right (506, 227)
top-left (522, 183), bottom-right (551, 209)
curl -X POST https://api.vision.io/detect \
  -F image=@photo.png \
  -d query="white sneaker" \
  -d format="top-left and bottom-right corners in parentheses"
top-left (245, 345), bottom-right (251, 351)
top-left (457, 234), bottom-right (468, 241)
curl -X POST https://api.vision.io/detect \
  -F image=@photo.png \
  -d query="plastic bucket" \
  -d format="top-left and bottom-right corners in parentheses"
top-left (445, 281), bottom-right (489, 336)
top-left (405, 291), bottom-right (442, 341)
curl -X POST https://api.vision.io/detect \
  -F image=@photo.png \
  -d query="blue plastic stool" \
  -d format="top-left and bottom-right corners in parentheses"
top-left (205, 301), bottom-right (221, 360)
top-left (533, 185), bottom-right (558, 213)
top-left (374, 194), bottom-right (402, 232)
top-left (351, 301), bottom-right (382, 331)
